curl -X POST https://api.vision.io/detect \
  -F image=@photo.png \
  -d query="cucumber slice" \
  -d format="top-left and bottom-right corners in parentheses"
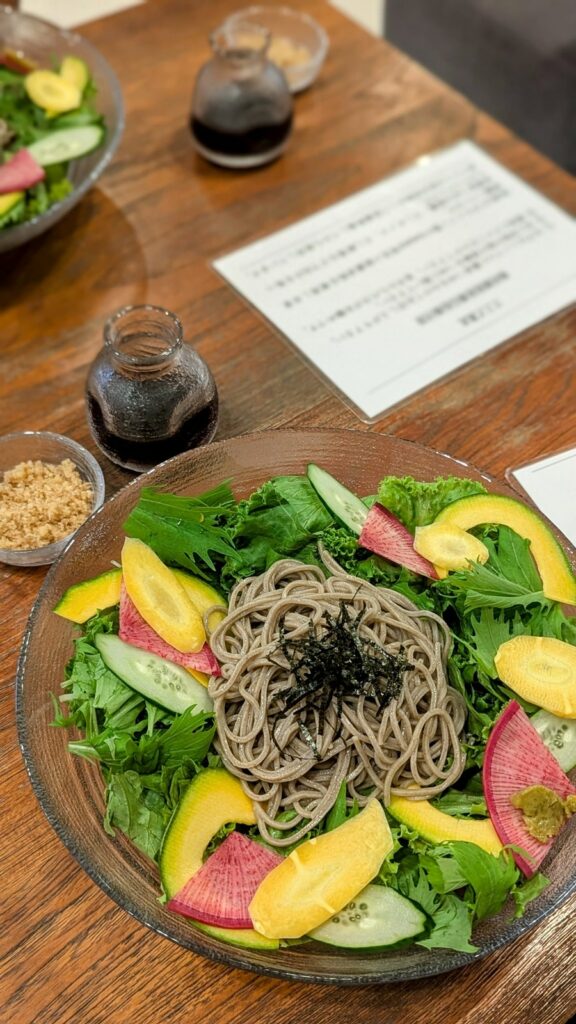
top-left (95, 634), bottom-right (213, 715)
top-left (531, 709), bottom-right (576, 772)
top-left (307, 463), bottom-right (368, 536)
top-left (308, 884), bottom-right (426, 949)
top-left (27, 125), bottom-right (104, 167)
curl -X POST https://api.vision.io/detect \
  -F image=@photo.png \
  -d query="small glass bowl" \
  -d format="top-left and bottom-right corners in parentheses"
top-left (0, 432), bottom-right (105, 567)
top-left (225, 5), bottom-right (329, 93)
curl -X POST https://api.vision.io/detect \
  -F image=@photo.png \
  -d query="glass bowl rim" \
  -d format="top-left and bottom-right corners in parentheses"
top-left (14, 427), bottom-right (576, 984)
top-left (225, 4), bottom-right (330, 60)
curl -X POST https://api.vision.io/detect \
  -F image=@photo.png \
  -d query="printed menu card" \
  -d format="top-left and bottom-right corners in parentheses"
top-left (214, 141), bottom-right (576, 420)
top-left (509, 448), bottom-right (576, 548)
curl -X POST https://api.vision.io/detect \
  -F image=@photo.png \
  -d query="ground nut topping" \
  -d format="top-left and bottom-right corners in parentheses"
top-left (0, 459), bottom-right (94, 550)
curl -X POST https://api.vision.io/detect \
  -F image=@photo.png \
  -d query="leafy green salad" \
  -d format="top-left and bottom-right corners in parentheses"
top-left (52, 469), bottom-right (576, 955)
top-left (0, 50), bottom-right (106, 230)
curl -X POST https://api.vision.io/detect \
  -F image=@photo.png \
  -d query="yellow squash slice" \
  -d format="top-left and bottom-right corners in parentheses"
top-left (171, 568), bottom-right (227, 634)
top-left (0, 191), bottom-right (24, 217)
top-left (249, 799), bottom-right (393, 939)
top-left (60, 55), bottom-right (89, 93)
top-left (121, 537), bottom-right (205, 653)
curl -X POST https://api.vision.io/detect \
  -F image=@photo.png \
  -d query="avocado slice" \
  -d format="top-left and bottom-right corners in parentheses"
top-left (435, 493), bottom-right (576, 605)
top-left (388, 795), bottom-right (503, 856)
top-left (54, 568), bottom-right (122, 623)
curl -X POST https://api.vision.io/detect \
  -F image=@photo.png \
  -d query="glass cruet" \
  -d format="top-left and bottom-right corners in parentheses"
top-left (190, 19), bottom-right (294, 169)
top-left (85, 304), bottom-right (219, 473)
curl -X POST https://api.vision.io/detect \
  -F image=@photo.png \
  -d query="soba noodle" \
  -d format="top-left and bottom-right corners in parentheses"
top-left (209, 548), bottom-right (466, 847)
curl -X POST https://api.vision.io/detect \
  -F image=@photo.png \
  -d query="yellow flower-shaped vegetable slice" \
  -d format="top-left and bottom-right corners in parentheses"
top-left (25, 70), bottom-right (81, 113)
top-left (414, 522), bottom-right (489, 577)
top-left (495, 635), bottom-right (576, 718)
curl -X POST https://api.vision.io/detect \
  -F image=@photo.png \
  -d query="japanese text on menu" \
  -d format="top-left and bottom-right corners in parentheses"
top-left (214, 141), bottom-right (576, 419)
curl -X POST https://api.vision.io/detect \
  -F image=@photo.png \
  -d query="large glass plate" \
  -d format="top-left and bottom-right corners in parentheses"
top-left (16, 429), bottom-right (576, 984)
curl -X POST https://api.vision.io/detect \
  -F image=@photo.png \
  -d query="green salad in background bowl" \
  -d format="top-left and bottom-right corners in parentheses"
top-left (0, 6), bottom-right (123, 252)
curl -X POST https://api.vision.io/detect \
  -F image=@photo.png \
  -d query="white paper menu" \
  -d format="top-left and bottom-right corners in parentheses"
top-left (214, 140), bottom-right (576, 420)
top-left (21, 0), bottom-right (144, 29)
top-left (509, 449), bottom-right (576, 548)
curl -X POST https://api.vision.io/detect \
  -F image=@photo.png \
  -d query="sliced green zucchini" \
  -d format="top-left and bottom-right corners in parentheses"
top-left (308, 884), bottom-right (426, 949)
top-left (307, 463), bottom-right (368, 535)
top-left (95, 634), bottom-right (213, 715)
top-left (531, 709), bottom-right (576, 772)
top-left (27, 125), bottom-right (104, 166)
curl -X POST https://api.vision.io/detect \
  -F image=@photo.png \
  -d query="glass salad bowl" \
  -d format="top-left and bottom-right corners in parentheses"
top-left (16, 429), bottom-right (576, 984)
top-left (0, 5), bottom-right (124, 253)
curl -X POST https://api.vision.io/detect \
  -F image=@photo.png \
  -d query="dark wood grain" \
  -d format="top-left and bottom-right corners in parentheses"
top-left (1, 1), bottom-right (575, 1022)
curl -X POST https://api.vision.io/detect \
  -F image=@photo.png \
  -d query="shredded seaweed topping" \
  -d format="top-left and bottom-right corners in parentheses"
top-left (271, 601), bottom-right (408, 755)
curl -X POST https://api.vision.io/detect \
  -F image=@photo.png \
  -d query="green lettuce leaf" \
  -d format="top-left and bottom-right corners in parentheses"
top-left (376, 475), bottom-right (487, 532)
top-left (449, 842), bottom-right (519, 921)
top-left (221, 475), bottom-right (333, 585)
top-left (103, 771), bottom-right (170, 860)
top-left (393, 855), bottom-right (477, 952)
top-left (416, 893), bottom-right (477, 953)
top-left (512, 872), bottom-right (549, 917)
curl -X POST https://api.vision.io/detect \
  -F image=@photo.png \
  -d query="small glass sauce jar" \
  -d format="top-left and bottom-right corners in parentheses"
top-left (190, 19), bottom-right (293, 169)
top-left (85, 305), bottom-right (219, 473)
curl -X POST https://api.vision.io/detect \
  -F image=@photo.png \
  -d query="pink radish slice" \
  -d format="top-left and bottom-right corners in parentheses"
top-left (483, 700), bottom-right (576, 877)
top-left (167, 831), bottom-right (283, 928)
top-left (0, 149), bottom-right (45, 193)
top-left (119, 584), bottom-right (221, 676)
top-left (359, 503), bottom-right (439, 579)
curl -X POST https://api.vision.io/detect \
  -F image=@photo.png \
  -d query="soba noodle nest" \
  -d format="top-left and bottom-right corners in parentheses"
top-left (208, 548), bottom-right (466, 847)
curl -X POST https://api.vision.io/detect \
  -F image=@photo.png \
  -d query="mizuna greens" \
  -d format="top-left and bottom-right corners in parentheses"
top-left (54, 472), bottom-right (576, 953)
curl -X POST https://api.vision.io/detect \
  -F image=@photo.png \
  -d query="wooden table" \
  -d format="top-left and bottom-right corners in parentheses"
top-left (1, 1), bottom-right (575, 1021)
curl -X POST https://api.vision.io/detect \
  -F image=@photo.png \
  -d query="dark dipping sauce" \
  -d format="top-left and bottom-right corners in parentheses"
top-left (86, 388), bottom-right (219, 473)
top-left (191, 111), bottom-right (293, 158)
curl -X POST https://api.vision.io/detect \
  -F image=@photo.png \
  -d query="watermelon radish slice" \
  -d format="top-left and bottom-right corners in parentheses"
top-left (483, 700), bottom-right (576, 877)
top-left (1, 50), bottom-right (37, 74)
top-left (167, 831), bottom-right (283, 928)
top-left (0, 149), bottom-right (45, 194)
top-left (359, 503), bottom-right (439, 579)
top-left (119, 584), bottom-right (221, 676)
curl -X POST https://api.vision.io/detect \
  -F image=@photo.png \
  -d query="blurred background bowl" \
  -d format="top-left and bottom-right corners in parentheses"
top-left (226, 5), bottom-right (329, 93)
top-left (0, 431), bottom-right (105, 567)
top-left (0, 5), bottom-right (124, 253)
